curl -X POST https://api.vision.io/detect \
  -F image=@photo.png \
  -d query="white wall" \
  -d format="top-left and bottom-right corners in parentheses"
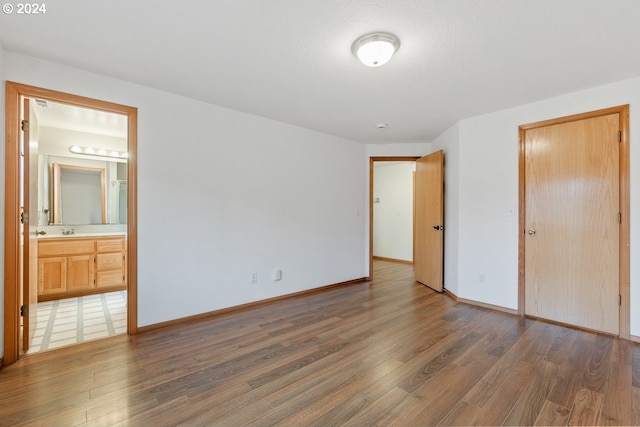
top-left (445, 76), bottom-right (640, 336)
top-left (0, 52), bottom-right (368, 345)
top-left (373, 162), bottom-right (415, 262)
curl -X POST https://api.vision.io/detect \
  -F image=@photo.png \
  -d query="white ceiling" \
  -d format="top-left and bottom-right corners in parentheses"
top-left (32, 100), bottom-right (127, 138)
top-left (2, 0), bottom-right (640, 143)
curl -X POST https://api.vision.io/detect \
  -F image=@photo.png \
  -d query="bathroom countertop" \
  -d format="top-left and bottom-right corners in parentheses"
top-left (37, 232), bottom-right (127, 239)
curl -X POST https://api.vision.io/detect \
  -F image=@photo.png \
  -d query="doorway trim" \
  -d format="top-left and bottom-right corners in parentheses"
top-left (3, 81), bottom-right (139, 365)
top-left (517, 105), bottom-right (630, 339)
top-left (369, 156), bottom-right (420, 280)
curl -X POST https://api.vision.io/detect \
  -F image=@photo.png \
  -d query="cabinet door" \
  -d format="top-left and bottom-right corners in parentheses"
top-left (67, 255), bottom-right (95, 291)
top-left (39, 257), bottom-right (67, 295)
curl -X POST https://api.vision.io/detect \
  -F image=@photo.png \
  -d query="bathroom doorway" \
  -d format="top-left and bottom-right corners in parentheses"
top-left (4, 82), bottom-right (138, 365)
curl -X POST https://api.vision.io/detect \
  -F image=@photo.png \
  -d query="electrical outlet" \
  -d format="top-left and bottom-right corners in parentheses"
top-left (250, 273), bottom-right (257, 284)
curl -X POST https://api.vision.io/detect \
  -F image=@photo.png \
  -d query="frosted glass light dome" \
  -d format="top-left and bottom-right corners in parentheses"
top-left (352, 32), bottom-right (400, 67)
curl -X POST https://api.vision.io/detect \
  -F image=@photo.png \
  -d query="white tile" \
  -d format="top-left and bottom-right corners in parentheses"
top-left (84, 317), bottom-right (107, 326)
top-left (53, 315), bottom-right (78, 325)
top-left (49, 329), bottom-right (78, 341)
top-left (83, 300), bottom-right (103, 306)
top-left (84, 308), bottom-right (105, 317)
top-left (84, 313), bottom-right (107, 322)
top-left (32, 329), bottom-right (46, 338)
top-left (53, 316), bottom-right (78, 325)
top-left (55, 308), bottom-right (78, 316)
top-left (53, 321), bottom-right (78, 330)
top-left (112, 316), bottom-right (127, 325)
top-left (51, 325), bottom-right (78, 340)
top-left (84, 324), bottom-right (108, 335)
top-left (48, 338), bottom-right (79, 349)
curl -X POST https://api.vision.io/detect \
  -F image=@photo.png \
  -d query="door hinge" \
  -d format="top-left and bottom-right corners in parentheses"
top-left (618, 131), bottom-right (622, 142)
top-left (20, 212), bottom-right (29, 224)
top-left (21, 120), bottom-right (29, 132)
top-left (619, 294), bottom-right (622, 306)
top-left (20, 305), bottom-right (27, 317)
top-left (618, 212), bottom-right (622, 224)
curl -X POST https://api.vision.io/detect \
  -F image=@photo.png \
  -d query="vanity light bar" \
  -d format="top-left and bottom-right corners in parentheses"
top-left (69, 145), bottom-right (128, 159)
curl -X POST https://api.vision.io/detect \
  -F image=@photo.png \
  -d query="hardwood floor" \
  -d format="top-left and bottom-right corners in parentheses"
top-left (1, 260), bottom-right (638, 426)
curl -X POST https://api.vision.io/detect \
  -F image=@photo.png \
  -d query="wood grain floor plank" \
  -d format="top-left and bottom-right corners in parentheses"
top-left (341, 387), bottom-right (413, 427)
top-left (567, 387), bottom-right (604, 426)
top-left (503, 360), bottom-right (559, 426)
top-left (533, 400), bottom-right (571, 426)
top-left (599, 340), bottom-right (633, 426)
top-left (632, 343), bottom-right (640, 387)
top-left (0, 260), bottom-right (637, 426)
top-left (632, 387), bottom-right (640, 426)
top-left (437, 400), bottom-right (482, 426)
top-left (464, 359), bottom-right (535, 425)
top-left (547, 334), bottom-right (595, 408)
top-left (583, 333), bottom-right (614, 393)
top-left (250, 346), bottom-right (408, 426)
top-left (403, 363), bottom-right (485, 426)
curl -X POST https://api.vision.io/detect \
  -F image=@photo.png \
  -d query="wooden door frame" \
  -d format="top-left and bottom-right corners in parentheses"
top-left (518, 105), bottom-right (630, 339)
top-left (3, 81), bottom-right (139, 365)
top-left (368, 156), bottom-right (420, 280)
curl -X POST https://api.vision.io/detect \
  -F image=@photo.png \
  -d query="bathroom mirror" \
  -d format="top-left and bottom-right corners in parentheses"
top-left (51, 164), bottom-right (106, 225)
top-left (44, 158), bottom-right (127, 225)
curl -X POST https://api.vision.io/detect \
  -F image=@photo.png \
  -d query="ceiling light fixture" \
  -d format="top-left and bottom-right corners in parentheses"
top-left (351, 32), bottom-right (400, 67)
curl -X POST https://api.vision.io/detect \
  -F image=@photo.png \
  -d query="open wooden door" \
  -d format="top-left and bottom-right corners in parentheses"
top-left (21, 98), bottom-right (39, 352)
top-left (414, 150), bottom-right (444, 292)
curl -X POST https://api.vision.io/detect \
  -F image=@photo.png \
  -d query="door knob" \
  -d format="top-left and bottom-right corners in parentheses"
top-left (527, 229), bottom-right (536, 236)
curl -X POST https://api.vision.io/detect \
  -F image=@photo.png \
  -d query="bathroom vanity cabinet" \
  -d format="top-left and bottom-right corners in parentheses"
top-left (37, 236), bottom-right (126, 301)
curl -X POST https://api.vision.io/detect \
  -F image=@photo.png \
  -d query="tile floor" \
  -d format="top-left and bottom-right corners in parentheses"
top-left (27, 291), bottom-right (127, 353)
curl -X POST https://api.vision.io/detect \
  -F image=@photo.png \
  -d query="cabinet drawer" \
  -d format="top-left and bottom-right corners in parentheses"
top-left (39, 239), bottom-right (94, 256)
top-left (97, 238), bottom-right (124, 253)
top-left (96, 270), bottom-right (124, 287)
top-left (97, 253), bottom-right (123, 271)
